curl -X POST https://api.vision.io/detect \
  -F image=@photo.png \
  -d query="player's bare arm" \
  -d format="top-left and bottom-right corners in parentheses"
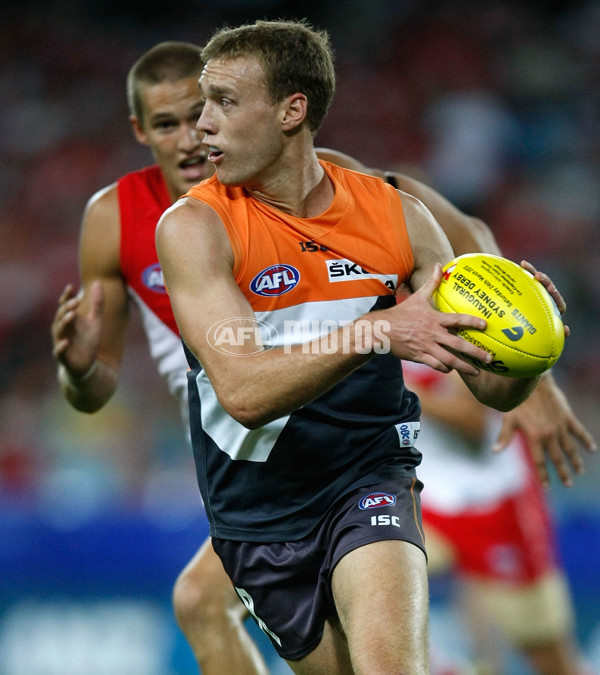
top-left (51, 184), bottom-right (130, 412)
top-left (496, 377), bottom-right (597, 487)
top-left (409, 369), bottom-right (487, 445)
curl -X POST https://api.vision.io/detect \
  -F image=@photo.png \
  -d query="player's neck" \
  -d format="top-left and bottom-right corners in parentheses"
top-left (248, 150), bottom-right (332, 218)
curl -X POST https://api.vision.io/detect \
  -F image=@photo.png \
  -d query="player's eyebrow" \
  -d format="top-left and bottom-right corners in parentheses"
top-left (204, 84), bottom-right (235, 97)
top-left (148, 111), bottom-right (177, 124)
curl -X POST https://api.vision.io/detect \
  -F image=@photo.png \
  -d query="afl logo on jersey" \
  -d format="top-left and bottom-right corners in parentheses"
top-left (142, 263), bottom-right (167, 294)
top-left (358, 492), bottom-right (397, 510)
top-left (250, 264), bottom-right (300, 296)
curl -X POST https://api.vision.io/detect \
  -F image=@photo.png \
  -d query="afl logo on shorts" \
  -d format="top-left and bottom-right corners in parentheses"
top-left (358, 492), bottom-right (397, 510)
top-left (250, 264), bottom-right (300, 296)
top-left (142, 263), bottom-right (167, 294)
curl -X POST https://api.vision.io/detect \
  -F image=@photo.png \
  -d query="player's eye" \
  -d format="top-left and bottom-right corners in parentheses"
top-left (155, 120), bottom-right (177, 131)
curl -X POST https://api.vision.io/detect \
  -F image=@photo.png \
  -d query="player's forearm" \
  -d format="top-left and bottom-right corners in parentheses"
top-left (206, 318), bottom-right (382, 429)
top-left (461, 370), bottom-right (541, 413)
top-left (58, 360), bottom-right (118, 413)
top-left (415, 387), bottom-right (487, 443)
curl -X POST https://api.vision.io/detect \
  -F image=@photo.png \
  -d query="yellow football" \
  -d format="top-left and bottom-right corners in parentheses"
top-left (433, 253), bottom-right (565, 378)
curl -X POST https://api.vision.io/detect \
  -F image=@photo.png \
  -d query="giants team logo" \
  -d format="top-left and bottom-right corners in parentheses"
top-left (358, 492), bottom-right (397, 510)
top-left (250, 264), bottom-right (300, 296)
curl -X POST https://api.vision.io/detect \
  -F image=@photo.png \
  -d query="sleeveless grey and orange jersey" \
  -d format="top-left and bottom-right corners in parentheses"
top-left (183, 161), bottom-right (422, 542)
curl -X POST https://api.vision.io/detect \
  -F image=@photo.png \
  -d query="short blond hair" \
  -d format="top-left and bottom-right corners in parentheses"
top-left (127, 41), bottom-right (203, 124)
top-left (202, 19), bottom-right (335, 134)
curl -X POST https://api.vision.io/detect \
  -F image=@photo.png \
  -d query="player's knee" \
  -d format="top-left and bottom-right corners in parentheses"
top-left (172, 562), bottom-right (225, 630)
top-left (172, 549), bottom-right (243, 633)
top-left (173, 565), bottom-right (206, 629)
top-left (476, 572), bottom-right (574, 646)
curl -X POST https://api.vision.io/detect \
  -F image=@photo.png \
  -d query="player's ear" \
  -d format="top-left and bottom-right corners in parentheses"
top-left (281, 93), bottom-right (307, 131)
top-left (130, 115), bottom-right (150, 146)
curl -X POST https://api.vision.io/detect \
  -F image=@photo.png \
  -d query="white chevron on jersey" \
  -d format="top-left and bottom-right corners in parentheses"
top-left (196, 368), bottom-right (290, 462)
top-left (255, 294), bottom-right (386, 347)
top-left (193, 294), bottom-right (386, 463)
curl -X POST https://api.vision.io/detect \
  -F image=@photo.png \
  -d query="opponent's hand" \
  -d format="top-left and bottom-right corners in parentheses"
top-left (383, 263), bottom-right (490, 375)
top-left (493, 373), bottom-right (597, 487)
top-left (51, 281), bottom-right (104, 378)
top-left (521, 259), bottom-right (570, 337)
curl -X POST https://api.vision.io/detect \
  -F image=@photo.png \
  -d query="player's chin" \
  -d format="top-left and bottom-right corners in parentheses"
top-left (214, 170), bottom-right (244, 187)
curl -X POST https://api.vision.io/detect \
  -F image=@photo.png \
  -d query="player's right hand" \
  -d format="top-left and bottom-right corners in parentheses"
top-left (383, 263), bottom-right (490, 376)
top-left (51, 281), bottom-right (104, 378)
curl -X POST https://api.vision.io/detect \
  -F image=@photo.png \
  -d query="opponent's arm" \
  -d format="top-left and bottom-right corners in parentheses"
top-left (51, 185), bottom-right (130, 412)
top-left (407, 367), bottom-right (487, 446)
top-left (391, 172), bottom-right (596, 482)
top-left (316, 147), bottom-right (500, 256)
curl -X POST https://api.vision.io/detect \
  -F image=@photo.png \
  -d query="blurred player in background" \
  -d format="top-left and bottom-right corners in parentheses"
top-left (51, 41), bottom-right (595, 674)
top-left (404, 360), bottom-right (592, 675)
top-left (51, 41), bottom-right (267, 675)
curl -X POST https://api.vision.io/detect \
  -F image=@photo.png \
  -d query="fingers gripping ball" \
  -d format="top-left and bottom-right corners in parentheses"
top-left (433, 253), bottom-right (565, 377)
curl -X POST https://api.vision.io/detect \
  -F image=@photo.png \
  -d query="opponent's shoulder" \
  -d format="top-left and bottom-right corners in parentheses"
top-left (84, 181), bottom-right (119, 220)
top-left (80, 182), bottom-right (120, 255)
top-left (315, 147), bottom-right (389, 181)
top-left (79, 183), bottom-right (122, 277)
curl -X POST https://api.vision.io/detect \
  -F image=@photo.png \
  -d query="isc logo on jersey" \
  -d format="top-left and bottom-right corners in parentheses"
top-left (142, 263), bottom-right (167, 294)
top-left (250, 264), bottom-right (300, 296)
top-left (358, 492), bottom-right (397, 510)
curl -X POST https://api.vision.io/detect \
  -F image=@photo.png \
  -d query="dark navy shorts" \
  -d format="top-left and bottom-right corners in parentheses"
top-left (212, 475), bottom-right (425, 661)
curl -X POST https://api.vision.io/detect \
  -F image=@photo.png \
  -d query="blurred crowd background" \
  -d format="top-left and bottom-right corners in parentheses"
top-left (1, 0), bottom-right (599, 673)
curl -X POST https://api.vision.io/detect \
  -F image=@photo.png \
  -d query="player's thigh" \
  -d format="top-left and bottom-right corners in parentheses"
top-left (332, 539), bottom-right (429, 663)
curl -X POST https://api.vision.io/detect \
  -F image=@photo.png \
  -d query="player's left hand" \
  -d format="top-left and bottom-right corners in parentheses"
top-left (493, 371), bottom-right (597, 487)
top-left (520, 260), bottom-right (570, 337)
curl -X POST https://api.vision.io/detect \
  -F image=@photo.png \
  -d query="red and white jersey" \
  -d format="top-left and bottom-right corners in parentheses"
top-left (118, 165), bottom-right (189, 412)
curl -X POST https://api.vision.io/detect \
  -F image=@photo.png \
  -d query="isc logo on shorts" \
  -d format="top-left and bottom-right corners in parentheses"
top-left (250, 264), bottom-right (300, 296)
top-left (358, 492), bottom-right (397, 510)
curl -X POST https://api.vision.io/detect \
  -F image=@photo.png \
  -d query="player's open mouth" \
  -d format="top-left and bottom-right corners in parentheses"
top-left (207, 146), bottom-right (223, 162)
top-left (180, 156), bottom-right (206, 169)
top-left (179, 154), bottom-right (209, 180)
